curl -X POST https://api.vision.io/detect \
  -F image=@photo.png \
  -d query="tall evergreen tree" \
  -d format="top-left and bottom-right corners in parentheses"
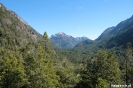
top-left (124, 43), bottom-right (133, 87)
top-left (75, 50), bottom-right (121, 88)
top-left (43, 32), bottom-right (51, 53)
top-left (0, 49), bottom-right (27, 88)
top-left (34, 43), bottom-right (61, 88)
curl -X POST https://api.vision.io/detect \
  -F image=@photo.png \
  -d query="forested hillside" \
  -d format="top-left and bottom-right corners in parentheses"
top-left (0, 3), bottom-right (133, 88)
top-left (0, 3), bottom-right (43, 49)
top-left (0, 3), bottom-right (81, 88)
top-left (106, 26), bottom-right (133, 48)
top-left (96, 15), bottom-right (133, 41)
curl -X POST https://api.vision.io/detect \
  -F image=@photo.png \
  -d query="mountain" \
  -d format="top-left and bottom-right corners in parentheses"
top-left (0, 3), bottom-right (43, 48)
top-left (75, 15), bottom-right (133, 50)
top-left (50, 32), bottom-right (90, 48)
top-left (96, 26), bottom-right (115, 41)
top-left (106, 26), bottom-right (133, 48)
top-left (74, 39), bottom-right (94, 49)
top-left (96, 15), bottom-right (133, 41)
top-left (1, 1), bottom-right (133, 53)
top-left (76, 37), bottom-right (89, 41)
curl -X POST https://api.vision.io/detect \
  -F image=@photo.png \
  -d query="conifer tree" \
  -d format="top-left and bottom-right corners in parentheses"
top-left (43, 32), bottom-right (51, 53)
top-left (75, 50), bottom-right (121, 88)
top-left (124, 43), bottom-right (133, 87)
top-left (34, 43), bottom-right (61, 88)
top-left (0, 49), bottom-right (27, 88)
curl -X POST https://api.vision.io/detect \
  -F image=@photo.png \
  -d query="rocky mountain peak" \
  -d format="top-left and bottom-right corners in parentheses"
top-left (50, 32), bottom-right (90, 48)
top-left (58, 32), bottom-right (65, 35)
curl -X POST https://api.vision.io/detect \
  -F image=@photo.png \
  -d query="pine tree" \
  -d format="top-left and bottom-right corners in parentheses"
top-left (75, 50), bottom-right (121, 88)
top-left (22, 32), bottom-right (63, 88)
top-left (34, 43), bottom-right (61, 88)
top-left (43, 32), bottom-right (52, 54)
top-left (0, 49), bottom-right (27, 88)
top-left (96, 78), bottom-right (108, 88)
top-left (124, 43), bottom-right (133, 87)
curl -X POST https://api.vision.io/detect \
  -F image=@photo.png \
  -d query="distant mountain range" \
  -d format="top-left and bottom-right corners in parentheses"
top-left (50, 32), bottom-right (90, 48)
top-left (0, 3), bottom-right (91, 49)
top-left (1, 2), bottom-right (133, 51)
top-left (51, 15), bottom-right (133, 49)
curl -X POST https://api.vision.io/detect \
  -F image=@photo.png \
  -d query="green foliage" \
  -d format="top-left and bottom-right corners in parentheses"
top-left (96, 78), bottom-right (108, 88)
top-left (75, 50), bottom-right (121, 88)
top-left (34, 43), bottom-right (61, 88)
top-left (0, 4), bottom-right (43, 49)
top-left (0, 49), bottom-right (28, 88)
top-left (21, 32), bottom-right (63, 88)
top-left (0, 30), bottom-right (63, 88)
top-left (122, 43), bottom-right (133, 87)
top-left (107, 26), bottom-right (133, 48)
top-left (93, 51), bottom-right (121, 83)
top-left (54, 56), bottom-right (81, 88)
top-left (1, 3), bottom-right (133, 88)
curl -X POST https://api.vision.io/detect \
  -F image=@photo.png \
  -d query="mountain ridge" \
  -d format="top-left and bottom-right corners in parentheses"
top-left (50, 32), bottom-right (90, 48)
top-left (0, 3), bottom-right (43, 48)
top-left (96, 15), bottom-right (133, 41)
top-left (75, 14), bottom-right (133, 50)
top-left (95, 26), bottom-right (115, 41)
top-left (1, 2), bottom-right (133, 50)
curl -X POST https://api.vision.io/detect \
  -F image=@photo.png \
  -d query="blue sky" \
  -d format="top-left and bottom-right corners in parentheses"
top-left (0, 0), bottom-right (133, 40)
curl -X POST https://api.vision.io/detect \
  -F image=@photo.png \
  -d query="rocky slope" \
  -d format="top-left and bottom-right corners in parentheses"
top-left (0, 3), bottom-right (43, 48)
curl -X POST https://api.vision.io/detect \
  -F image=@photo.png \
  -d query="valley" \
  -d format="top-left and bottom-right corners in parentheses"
top-left (0, 2), bottom-right (133, 88)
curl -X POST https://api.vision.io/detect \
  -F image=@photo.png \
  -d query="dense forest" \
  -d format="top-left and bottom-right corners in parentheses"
top-left (0, 3), bottom-right (133, 88)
